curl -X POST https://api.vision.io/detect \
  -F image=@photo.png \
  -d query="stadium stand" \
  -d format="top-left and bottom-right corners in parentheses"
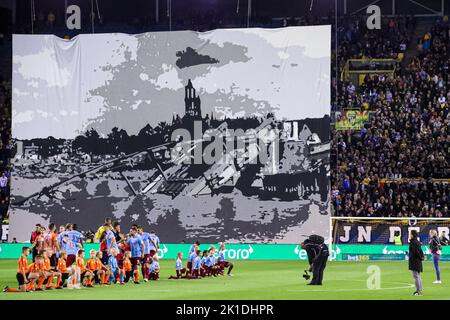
top-left (0, 79), bottom-right (11, 222)
top-left (332, 18), bottom-right (449, 217)
top-left (0, 5), bottom-right (448, 223)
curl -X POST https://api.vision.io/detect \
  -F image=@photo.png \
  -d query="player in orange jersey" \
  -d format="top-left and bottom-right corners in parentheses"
top-left (76, 249), bottom-right (94, 288)
top-left (95, 251), bottom-right (109, 285)
top-left (43, 223), bottom-right (59, 267)
top-left (40, 249), bottom-right (61, 290)
top-left (3, 247), bottom-right (37, 292)
top-left (25, 255), bottom-right (46, 291)
top-left (55, 250), bottom-right (71, 289)
top-left (86, 250), bottom-right (99, 286)
top-left (86, 250), bottom-right (97, 272)
top-left (34, 250), bottom-right (51, 291)
top-left (122, 251), bottom-right (133, 283)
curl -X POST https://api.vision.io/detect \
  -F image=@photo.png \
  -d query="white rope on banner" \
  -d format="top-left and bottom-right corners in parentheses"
top-left (247, 0), bottom-right (251, 28)
top-left (95, 0), bottom-right (102, 23)
top-left (331, 217), bottom-right (450, 220)
top-left (30, 0), bottom-right (35, 34)
top-left (167, 0), bottom-right (172, 31)
top-left (236, 0), bottom-right (240, 14)
top-left (90, 0), bottom-right (95, 33)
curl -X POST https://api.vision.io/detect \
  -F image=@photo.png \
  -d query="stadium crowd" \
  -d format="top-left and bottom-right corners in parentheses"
top-left (332, 18), bottom-right (449, 217)
top-left (3, 219), bottom-right (234, 292)
top-left (0, 79), bottom-right (11, 225)
top-left (336, 15), bottom-right (414, 69)
top-left (0, 6), bottom-right (11, 238)
top-left (0, 11), bottom-right (448, 229)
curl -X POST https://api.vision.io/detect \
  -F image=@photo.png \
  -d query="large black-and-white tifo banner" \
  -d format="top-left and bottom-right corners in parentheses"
top-left (11, 26), bottom-right (331, 243)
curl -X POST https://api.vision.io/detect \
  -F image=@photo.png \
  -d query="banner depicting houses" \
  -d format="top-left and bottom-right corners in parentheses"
top-left (10, 26), bottom-right (330, 243)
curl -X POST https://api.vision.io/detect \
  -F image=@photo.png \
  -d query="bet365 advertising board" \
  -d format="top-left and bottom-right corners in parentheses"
top-left (1, 243), bottom-right (449, 261)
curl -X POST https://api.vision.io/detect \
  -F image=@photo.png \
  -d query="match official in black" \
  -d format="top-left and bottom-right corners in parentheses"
top-left (301, 237), bottom-right (329, 285)
top-left (409, 230), bottom-right (424, 296)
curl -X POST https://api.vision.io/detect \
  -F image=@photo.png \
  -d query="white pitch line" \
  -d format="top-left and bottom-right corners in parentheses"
top-left (287, 280), bottom-right (415, 292)
top-left (136, 290), bottom-right (175, 292)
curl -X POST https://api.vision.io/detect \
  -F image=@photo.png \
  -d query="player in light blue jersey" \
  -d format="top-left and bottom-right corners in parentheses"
top-left (148, 231), bottom-right (160, 256)
top-left (57, 224), bottom-right (83, 247)
top-left (138, 227), bottom-right (152, 282)
top-left (127, 227), bottom-right (145, 284)
top-left (218, 242), bottom-right (234, 276)
top-left (60, 234), bottom-right (77, 259)
top-left (127, 230), bottom-right (144, 259)
top-left (104, 224), bottom-right (119, 256)
top-left (190, 250), bottom-right (202, 279)
top-left (107, 248), bottom-right (124, 285)
top-left (169, 252), bottom-right (187, 279)
top-left (148, 255), bottom-right (160, 280)
top-left (205, 249), bottom-right (218, 277)
top-left (57, 224), bottom-right (83, 266)
top-left (59, 232), bottom-right (77, 266)
top-left (70, 224), bottom-right (84, 246)
top-left (200, 250), bottom-right (208, 277)
top-left (187, 246), bottom-right (198, 275)
top-left (189, 240), bottom-right (200, 256)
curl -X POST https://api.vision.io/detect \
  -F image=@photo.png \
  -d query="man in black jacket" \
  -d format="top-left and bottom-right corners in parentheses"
top-left (301, 237), bottom-right (329, 285)
top-left (409, 230), bottom-right (424, 296)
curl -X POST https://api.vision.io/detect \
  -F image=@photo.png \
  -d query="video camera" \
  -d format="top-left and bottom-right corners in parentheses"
top-left (82, 230), bottom-right (95, 243)
top-left (302, 270), bottom-right (311, 281)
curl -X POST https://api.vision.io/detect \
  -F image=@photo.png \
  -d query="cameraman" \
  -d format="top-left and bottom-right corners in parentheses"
top-left (301, 238), bottom-right (329, 285)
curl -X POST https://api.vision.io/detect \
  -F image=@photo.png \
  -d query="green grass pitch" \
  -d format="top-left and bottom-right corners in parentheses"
top-left (0, 259), bottom-right (449, 300)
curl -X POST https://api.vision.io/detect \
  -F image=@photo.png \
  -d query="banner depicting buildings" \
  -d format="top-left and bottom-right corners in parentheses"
top-left (10, 26), bottom-right (330, 243)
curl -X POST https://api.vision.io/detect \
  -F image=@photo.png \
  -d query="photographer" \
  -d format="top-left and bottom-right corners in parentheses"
top-left (301, 236), bottom-right (329, 286)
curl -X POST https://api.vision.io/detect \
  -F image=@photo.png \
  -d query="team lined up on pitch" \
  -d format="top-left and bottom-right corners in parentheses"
top-left (3, 221), bottom-right (234, 292)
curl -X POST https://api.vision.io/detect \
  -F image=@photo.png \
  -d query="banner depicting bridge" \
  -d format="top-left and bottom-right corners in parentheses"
top-left (10, 26), bottom-right (330, 243)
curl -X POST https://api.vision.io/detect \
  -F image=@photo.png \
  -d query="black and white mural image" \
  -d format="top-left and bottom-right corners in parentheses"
top-left (10, 26), bottom-right (331, 243)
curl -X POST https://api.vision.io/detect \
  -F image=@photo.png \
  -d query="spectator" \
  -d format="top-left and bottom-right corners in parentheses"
top-left (440, 231), bottom-right (449, 246)
top-left (47, 11), bottom-right (56, 27)
top-left (333, 19), bottom-right (449, 217)
top-left (0, 171), bottom-right (8, 193)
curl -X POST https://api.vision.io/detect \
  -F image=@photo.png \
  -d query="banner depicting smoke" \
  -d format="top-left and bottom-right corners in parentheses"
top-left (10, 26), bottom-right (331, 243)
